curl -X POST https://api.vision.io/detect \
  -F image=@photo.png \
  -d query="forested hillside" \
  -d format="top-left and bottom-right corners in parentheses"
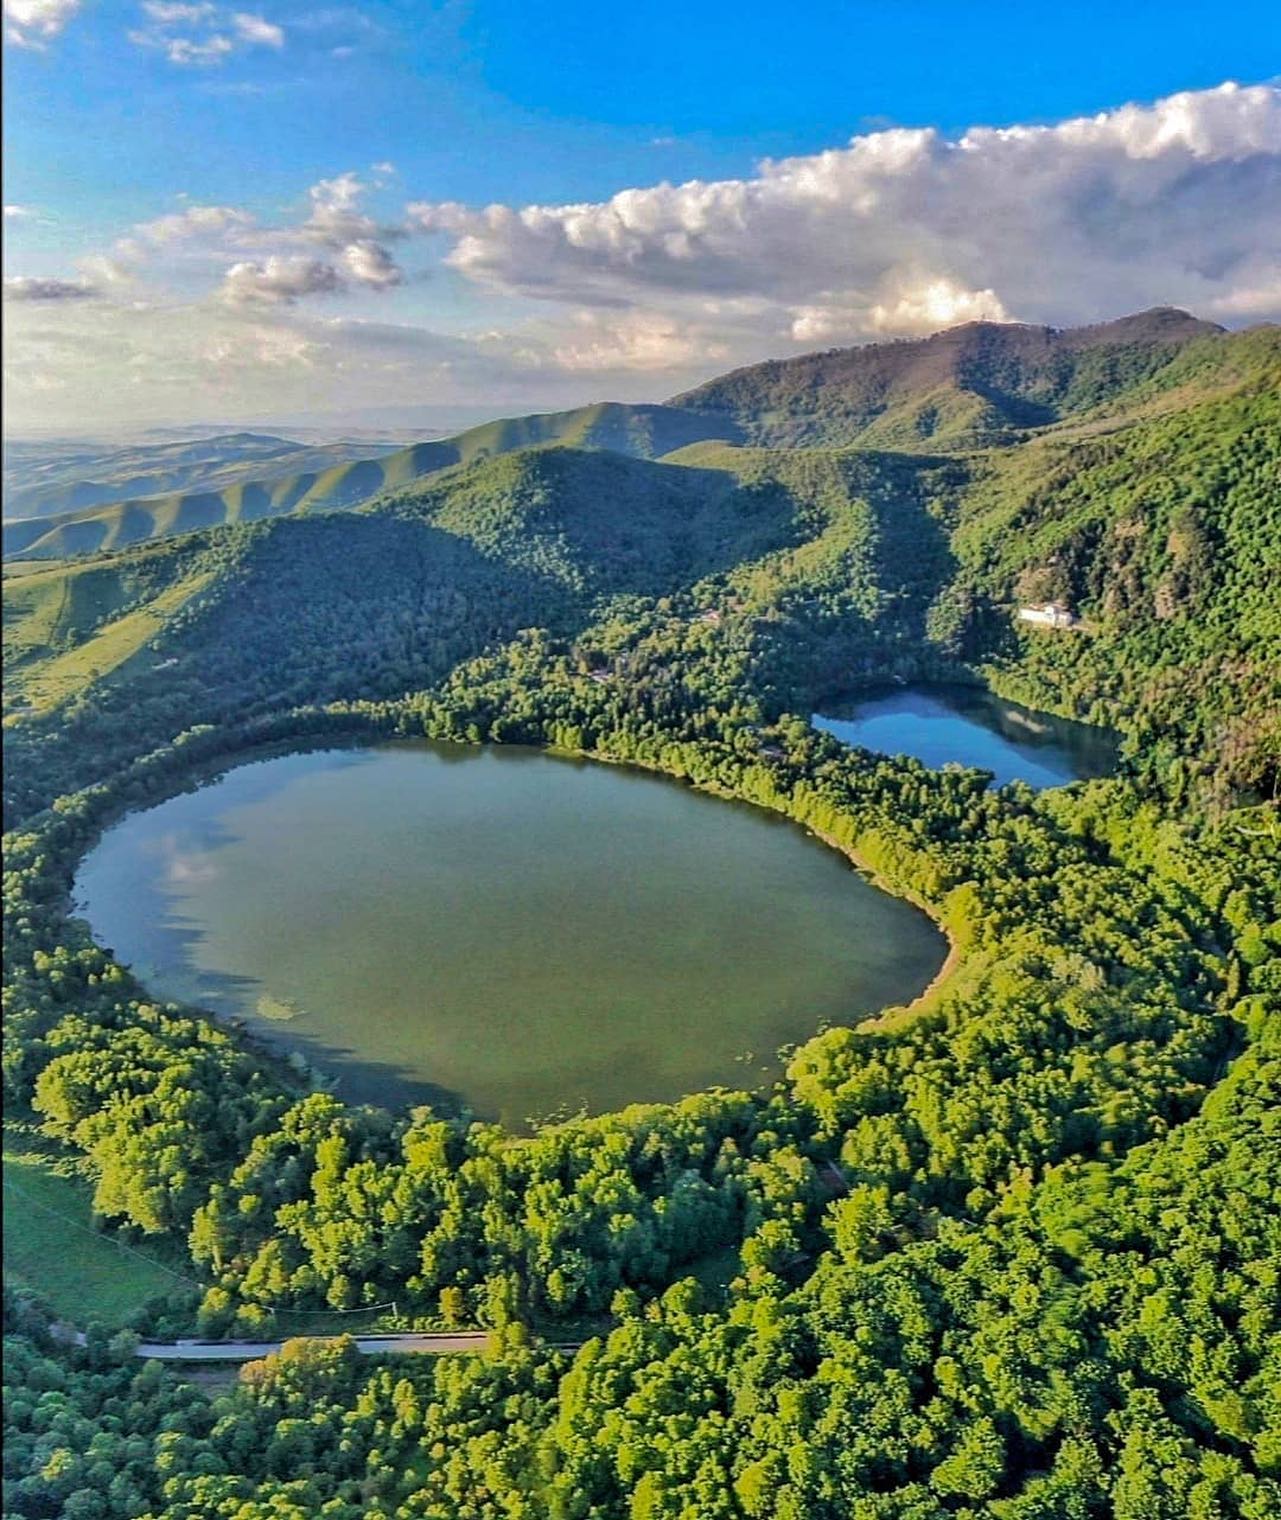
top-left (671, 307), bottom-right (1226, 446)
top-left (3, 307), bottom-right (1244, 562)
top-left (7, 317), bottom-right (1276, 804)
top-left (2, 311), bottom-right (1278, 1520)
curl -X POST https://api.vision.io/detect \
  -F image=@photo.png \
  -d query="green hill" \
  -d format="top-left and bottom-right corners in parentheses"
top-left (671, 306), bottom-right (1226, 447)
top-left (7, 311), bottom-right (1253, 562)
top-left (3, 403), bottom-right (741, 561)
top-left (4, 314), bottom-right (1277, 802)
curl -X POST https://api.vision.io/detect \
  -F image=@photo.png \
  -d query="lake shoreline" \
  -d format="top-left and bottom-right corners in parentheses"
top-left (813, 680), bottom-right (1119, 790)
top-left (809, 825), bottom-right (963, 1024)
top-left (76, 735), bottom-right (945, 1121)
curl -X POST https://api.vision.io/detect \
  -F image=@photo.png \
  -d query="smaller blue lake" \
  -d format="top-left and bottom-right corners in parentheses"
top-left (812, 683), bottom-right (1117, 789)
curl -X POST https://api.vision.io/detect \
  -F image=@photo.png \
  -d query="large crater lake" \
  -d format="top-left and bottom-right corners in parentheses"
top-left (813, 683), bottom-right (1117, 789)
top-left (74, 744), bottom-right (944, 1126)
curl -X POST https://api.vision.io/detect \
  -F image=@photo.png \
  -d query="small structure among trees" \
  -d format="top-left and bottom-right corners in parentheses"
top-left (1017, 601), bottom-right (1076, 629)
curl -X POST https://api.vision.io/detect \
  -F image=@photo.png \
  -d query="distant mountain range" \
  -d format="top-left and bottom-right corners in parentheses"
top-left (5, 306), bottom-right (1277, 803)
top-left (6, 307), bottom-right (1267, 562)
top-left (1, 432), bottom-right (404, 524)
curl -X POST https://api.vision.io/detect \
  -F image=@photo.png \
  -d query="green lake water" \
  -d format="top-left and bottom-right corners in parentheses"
top-left (73, 743), bottom-right (945, 1127)
top-left (813, 683), bottom-right (1118, 789)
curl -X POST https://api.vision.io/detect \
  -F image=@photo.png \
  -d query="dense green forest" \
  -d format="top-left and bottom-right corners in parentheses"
top-left (3, 312), bottom-right (1278, 1518)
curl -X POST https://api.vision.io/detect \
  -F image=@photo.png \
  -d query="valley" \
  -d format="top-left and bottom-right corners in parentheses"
top-left (3, 310), bottom-right (1278, 1520)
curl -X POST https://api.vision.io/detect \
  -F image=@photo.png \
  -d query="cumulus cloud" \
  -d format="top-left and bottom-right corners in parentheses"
top-left (341, 240), bottom-right (404, 290)
top-left (219, 256), bottom-right (343, 305)
top-left (7, 81), bottom-right (1280, 432)
top-left (790, 275), bottom-right (1009, 343)
top-left (4, 275), bottom-right (98, 302)
top-left (4, 0), bottom-right (80, 45)
top-left (546, 308), bottom-right (731, 372)
top-left (408, 81), bottom-right (1281, 344)
top-left (220, 243), bottom-right (404, 304)
top-left (129, 1), bottom-right (284, 64)
top-left (134, 204), bottom-right (257, 247)
top-left (63, 178), bottom-right (406, 307)
top-left (302, 171), bottom-right (405, 248)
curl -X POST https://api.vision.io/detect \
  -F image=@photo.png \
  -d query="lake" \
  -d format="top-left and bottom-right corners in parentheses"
top-left (812, 683), bottom-right (1117, 788)
top-left (73, 743), bottom-right (944, 1126)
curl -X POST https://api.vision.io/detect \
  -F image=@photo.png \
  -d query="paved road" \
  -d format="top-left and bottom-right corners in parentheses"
top-left (143, 1331), bottom-right (496, 1361)
top-left (65, 1329), bottom-right (582, 1362)
top-left (65, 1329), bottom-right (494, 1362)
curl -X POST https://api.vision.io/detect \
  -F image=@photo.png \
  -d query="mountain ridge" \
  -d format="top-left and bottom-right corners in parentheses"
top-left (3, 309), bottom-right (1269, 563)
top-left (668, 307), bottom-right (1230, 447)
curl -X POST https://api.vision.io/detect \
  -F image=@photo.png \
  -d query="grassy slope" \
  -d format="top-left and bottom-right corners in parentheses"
top-left (3, 547), bottom-right (218, 715)
top-left (3, 1130), bottom-right (184, 1325)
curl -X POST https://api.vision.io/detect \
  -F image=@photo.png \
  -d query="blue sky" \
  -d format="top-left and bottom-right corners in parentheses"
top-left (4, 1), bottom-right (1280, 431)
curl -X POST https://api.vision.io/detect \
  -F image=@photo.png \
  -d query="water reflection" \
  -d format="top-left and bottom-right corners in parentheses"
top-left (73, 742), bottom-right (945, 1127)
top-left (813, 683), bottom-right (1117, 789)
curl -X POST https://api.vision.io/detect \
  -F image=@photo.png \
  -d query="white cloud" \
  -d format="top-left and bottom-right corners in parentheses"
top-left (1200, 266), bottom-right (1281, 319)
top-left (788, 275), bottom-right (1008, 343)
top-left (130, 25), bottom-right (233, 64)
top-left (74, 253), bottom-right (139, 289)
top-left (4, 276), bottom-right (98, 302)
top-left (7, 81), bottom-right (1280, 432)
top-left (341, 240), bottom-right (404, 290)
top-left (231, 11), bottom-right (282, 47)
top-left (130, 1), bottom-right (284, 65)
top-left (5, 204), bottom-right (36, 220)
top-left (1, 297), bottom-right (565, 430)
top-left (4, 0), bottom-right (80, 46)
top-left (143, 2), bottom-right (214, 21)
top-left (135, 204), bottom-right (257, 245)
top-left (547, 308), bottom-right (730, 372)
top-left (69, 181), bottom-right (404, 304)
top-left (408, 81), bottom-right (1281, 344)
top-left (219, 256), bottom-right (343, 305)
top-left (303, 172), bottom-right (384, 246)
top-left (218, 241), bottom-right (404, 304)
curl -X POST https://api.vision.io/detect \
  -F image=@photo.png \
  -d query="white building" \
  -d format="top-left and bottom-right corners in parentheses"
top-left (1018, 602), bottom-right (1076, 629)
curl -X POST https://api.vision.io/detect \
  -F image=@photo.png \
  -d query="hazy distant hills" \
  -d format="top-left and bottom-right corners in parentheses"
top-left (2, 404), bottom-right (741, 560)
top-left (2, 309), bottom-right (1275, 567)
top-left (1, 432), bottom-right (407, 524)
